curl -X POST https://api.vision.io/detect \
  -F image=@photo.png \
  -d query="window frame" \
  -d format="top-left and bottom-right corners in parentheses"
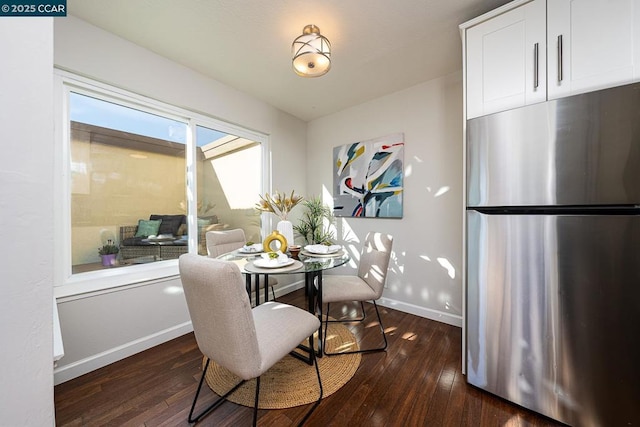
top-left (54, 70), bottom-right (270, 298)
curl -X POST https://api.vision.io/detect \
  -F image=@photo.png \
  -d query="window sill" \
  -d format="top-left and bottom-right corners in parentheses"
top-left (54, 259), bottom-right (180, 299)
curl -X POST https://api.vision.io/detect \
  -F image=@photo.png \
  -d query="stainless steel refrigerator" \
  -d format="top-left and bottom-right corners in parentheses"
top-left (466, 82), bottom-right (640, 426)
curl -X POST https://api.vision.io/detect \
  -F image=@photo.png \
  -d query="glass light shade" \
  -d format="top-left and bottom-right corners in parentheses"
top-left (292, 25), bottom-right (331, 77)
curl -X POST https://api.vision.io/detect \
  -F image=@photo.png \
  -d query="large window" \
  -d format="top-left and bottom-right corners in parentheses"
top-left (69, 93), bottom-right (188, 273)
top-left (196, 125), bottom-right (263, 247)
top-left (56, 72), bottom-right (267, 293)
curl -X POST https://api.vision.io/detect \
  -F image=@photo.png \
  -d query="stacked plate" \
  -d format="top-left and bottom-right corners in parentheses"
top-left (237, 243), bottom-right (264, 254)
top-left (302, 244), bottom-right (343, 257)
top-left (253, 257), bottom-right (296, 268)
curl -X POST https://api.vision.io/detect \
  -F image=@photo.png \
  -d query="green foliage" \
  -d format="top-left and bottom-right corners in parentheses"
top-left (98, 239), bottom-right (119, 255)
top-left (293, 196), bottom-right (335, 245)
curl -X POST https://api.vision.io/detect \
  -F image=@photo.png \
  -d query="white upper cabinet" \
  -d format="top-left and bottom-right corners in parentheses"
top-left (462, 0), bottom-right (640, 119)
top-left (465, 0), bottom-right (546, 119)
top-left (547, 0), bottom-right (640, 99)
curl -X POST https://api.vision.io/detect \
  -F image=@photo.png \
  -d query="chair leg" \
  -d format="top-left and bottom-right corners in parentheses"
top-left (253, 376), bottom-right (260, 427)
top-left (297, 340), bottom-right (323, 426)
top-left (188, 358), bottom-right (247, 424)
top-left (322, 300), bottom-right (388, 356)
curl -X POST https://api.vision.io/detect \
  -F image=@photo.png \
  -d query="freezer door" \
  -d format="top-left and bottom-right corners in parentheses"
top-left (466, 211), bottom-right (640, 426)
top-left (466, 82), bottom-right (640, 207)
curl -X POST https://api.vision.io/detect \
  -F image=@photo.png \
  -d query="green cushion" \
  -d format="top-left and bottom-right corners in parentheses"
top-left (197, 218), bottom-right (212, 227)
top-left (134, 219), bottom-right (162, 237)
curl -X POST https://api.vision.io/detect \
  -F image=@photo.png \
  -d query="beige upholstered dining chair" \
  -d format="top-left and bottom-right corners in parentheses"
top-left (206, 228), bottom-right (277, 301)
top-left (179, 254), bottom-right (322, 426)
top-left (319, 232), bottom-right (393, 355)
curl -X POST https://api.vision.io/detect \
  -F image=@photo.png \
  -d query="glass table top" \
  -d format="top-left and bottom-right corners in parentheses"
top-left (217, 250), bottom-right (350, 275)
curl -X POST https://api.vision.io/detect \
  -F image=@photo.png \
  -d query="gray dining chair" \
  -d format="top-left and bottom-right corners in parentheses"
top-left (318, 232), bottom-right (393, 355)
top-left (179, 254), bottom-right (322, 426)
top-left (206, 228), bottom-right (277, 301)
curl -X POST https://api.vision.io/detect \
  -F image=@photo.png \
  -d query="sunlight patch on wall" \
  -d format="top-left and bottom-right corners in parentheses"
top-left (211, 145), bottom-right (261, 209)
top-left (336, 216), bottom-right (360, 268)
top-left (419, 254), bottom-right (432, 262)
top-left (434, 186), bottom-right (450, 197)
top-left (163, 285), bottom-right (183, 295)
top-left (321, 186), bottom-right (334, 208)
top-left (405, 163), bottom-right (413, 177)
top-left (437, 291), bottom-right (452, 310)
top-left (338, 216), bottom-right (359, 243)
top-left (437, 257), bottom-right (456, 279)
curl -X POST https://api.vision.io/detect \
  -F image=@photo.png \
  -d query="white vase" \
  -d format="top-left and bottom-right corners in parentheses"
top-left (276, 220), bottom-right (294, 249)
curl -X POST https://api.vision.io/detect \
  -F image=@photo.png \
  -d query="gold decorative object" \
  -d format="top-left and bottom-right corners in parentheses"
top-left (263, 231), bottom-right (288, 253)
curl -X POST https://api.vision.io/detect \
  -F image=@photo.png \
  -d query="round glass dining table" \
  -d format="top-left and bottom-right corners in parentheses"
top-left (217, 249), bottom-right (350, 361)
top-left (217, 249), bottom-right (350, 304)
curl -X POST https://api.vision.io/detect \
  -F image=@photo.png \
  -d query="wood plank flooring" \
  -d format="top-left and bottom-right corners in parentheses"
top-left (54, 289), bottom-right (565, 426)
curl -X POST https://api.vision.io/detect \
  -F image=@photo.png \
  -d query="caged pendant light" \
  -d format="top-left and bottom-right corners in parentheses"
top-left (292, 24), bottom-right (331, 77)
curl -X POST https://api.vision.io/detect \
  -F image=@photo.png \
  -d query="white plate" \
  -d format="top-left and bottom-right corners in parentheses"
top-left (253, 258), bottom-right (295, 268)
top-left (300, 249), bottom-right (345, 258)
top-left (238, 247), bottom-right (264, 254)
top-left (304, 244), bottom-right (342, 254)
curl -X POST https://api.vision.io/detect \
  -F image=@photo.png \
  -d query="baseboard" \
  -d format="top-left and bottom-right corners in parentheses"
top-left (278, 281), bottom-right (462, 327)
top-left (377, 297), bottom-right (463, 328)
top-left (274, 279), bottom-right (305, 297)
top-left (53, 321), bottom-right (193, 385)
top-left (53, 282), bottom-right (460, 385)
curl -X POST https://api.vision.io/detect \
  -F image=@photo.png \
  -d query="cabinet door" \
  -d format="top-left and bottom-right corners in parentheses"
top-left (466, 0), bottom-right (546, 119)
top-left (548, 0), bottom-right (640, 99)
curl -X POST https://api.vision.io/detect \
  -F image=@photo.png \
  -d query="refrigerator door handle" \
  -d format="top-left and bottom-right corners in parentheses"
top-left (534, 42), bottom-right (539, 89)
top-left (557, 35), bottom-right (563, 82)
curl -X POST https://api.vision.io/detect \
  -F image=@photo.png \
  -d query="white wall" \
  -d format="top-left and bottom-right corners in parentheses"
top-left (52, 15), bottom-right (464, 386)
top-left (54, 277), bottom-right (192, 384)
top-left (307, 72), bottom-right (464, 326)
top-left (0, 18), bottom-right (55, 426)
top-left (53, 16), bottom-right (308, 384)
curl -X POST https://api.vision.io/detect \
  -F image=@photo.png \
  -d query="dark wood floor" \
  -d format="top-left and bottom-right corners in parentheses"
top-left (54, 289), bottom-right (565, 426)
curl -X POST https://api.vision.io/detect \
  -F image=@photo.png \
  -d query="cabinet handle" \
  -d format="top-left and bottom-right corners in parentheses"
top-left (557, 35), bottom-right (563, 82)
top-left (534, 42), bottom-right (539, 89)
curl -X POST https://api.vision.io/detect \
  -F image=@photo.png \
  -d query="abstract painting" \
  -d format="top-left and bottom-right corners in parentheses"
top-left (333, 133), bottom-right (404, 218)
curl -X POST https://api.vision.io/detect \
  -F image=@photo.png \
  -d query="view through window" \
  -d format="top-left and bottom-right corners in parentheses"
top-left (196, 125), bottom-right (263, 253)
top-left (67, 89), bottom-right (263, 276)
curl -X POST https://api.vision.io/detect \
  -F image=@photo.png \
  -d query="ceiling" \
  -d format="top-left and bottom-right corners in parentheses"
top-left (67, 0), bottom-right (511, 122)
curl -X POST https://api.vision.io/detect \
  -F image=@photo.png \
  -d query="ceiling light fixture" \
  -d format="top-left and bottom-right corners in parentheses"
top-left (292, 24), bottom-right (331, 77)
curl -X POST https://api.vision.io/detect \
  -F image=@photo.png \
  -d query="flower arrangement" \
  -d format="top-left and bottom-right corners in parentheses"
top-left (255, 190), bottom-right (303, 221)
top-left (98, 239), bottom-right (119, 255)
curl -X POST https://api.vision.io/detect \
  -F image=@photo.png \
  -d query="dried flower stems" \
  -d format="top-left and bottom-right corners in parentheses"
top-left (255, 190), bottom-right (303, 221)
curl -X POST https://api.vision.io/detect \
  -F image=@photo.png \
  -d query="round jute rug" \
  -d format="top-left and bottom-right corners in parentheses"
top-left (203, 322), bottom-right (361, 409)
